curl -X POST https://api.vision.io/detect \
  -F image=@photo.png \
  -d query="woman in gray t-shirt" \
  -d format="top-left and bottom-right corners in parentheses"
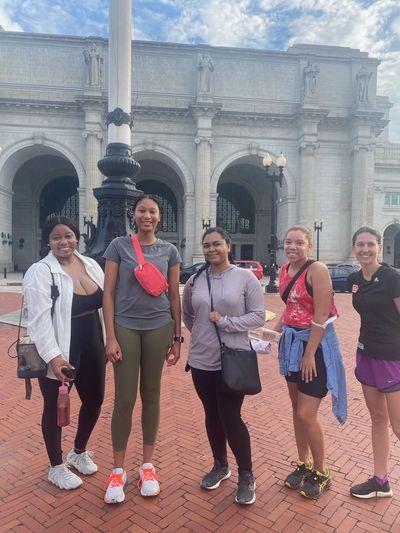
top-left (102, 195), bottom-right (182, 505)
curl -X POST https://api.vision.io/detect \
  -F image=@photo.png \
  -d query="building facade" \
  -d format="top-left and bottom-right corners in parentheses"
top-left (0, 31), bottom-right (400, 269)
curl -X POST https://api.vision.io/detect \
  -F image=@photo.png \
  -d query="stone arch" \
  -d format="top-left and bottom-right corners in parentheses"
top-left (382, 221), bottom-right (400, 267)
top-left (132, 143), bottom-right (194, 194)
top-left (0, 137), bottom-right (85, 191)
top-left (211, 148), bottom-right (296, 198)
top-left (0, 139), bottom-right (84, 269)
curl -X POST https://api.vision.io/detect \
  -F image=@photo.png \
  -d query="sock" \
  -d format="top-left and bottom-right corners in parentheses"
top-left (74, 448), bottom-right (85, 455)
top-left (374, 474), bottom-right (389, 485)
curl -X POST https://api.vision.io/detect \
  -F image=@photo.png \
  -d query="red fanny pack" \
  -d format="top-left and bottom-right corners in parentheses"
top-left (131, 235), bottom-right (169, 297)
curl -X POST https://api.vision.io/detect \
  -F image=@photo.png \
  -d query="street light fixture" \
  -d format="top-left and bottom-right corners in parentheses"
top-left (202, 218), bottom-right (212, 230)
top-left (262, 152), bottom-right (286, 294)
top-left (314, 219), bottom-right (323, 261)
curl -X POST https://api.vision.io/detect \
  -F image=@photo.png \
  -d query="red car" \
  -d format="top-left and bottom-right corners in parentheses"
top-left (234, 260), bottom-right (264, 280)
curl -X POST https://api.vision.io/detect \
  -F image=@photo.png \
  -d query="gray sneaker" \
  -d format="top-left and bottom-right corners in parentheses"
top-left (200, 460), bottom-right (231, 490)
top-left (235, 471), bottom-right (256, 505)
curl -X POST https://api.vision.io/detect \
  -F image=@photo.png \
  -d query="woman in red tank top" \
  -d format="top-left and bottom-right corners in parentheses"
top-left (274, 225), bottom-right (338, 499)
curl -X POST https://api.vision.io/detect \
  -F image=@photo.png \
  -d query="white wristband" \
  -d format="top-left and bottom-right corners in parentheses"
top-left (311, 316), bottom-right (337, 330)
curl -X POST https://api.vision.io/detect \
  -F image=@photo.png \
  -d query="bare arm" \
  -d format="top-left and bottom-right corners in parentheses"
top-left (166, 262), bottom-right (181, 366)
top-left (102, 259), bottom-right (122, 362)
top-left (273, 312), bottom-right (284, 333)
top-left (301, 262), bottom-right (333, 382)
top-left (394, 296), bottom-right (400, 316)
top-left (182, 280), bottom-right (194, 332)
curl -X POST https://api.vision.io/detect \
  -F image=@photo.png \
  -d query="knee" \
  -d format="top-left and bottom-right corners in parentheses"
top-left (369, 408), bottom-right (389, 429)
top-left (114, 395), bottom-right (135, 416)
top-left (296, 406), bottom-right (317, 427)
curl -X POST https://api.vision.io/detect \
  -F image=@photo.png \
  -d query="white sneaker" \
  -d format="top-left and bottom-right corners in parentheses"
top-left (48, 464), bottom-right (83, 490)
top-left (138, 463), bottom-right (160, 497)
top-left (66, 449), bottom-right (98, 475)
top-left (104, 468), bottom-right (127, 504)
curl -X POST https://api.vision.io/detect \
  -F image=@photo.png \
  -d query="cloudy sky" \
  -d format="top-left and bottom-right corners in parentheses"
top-left (1, 0), bottom-right (399, 140)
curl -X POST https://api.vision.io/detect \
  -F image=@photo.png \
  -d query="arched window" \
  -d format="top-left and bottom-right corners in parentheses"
top-left (217, 183), bottom-right (255, 234)
top-left (136, 180), bottom-right (177, 232)
top-left (39, 176), bottom-right (79, 226)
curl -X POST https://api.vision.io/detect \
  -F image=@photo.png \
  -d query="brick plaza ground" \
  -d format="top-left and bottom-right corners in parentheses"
top-left (1, 290), bottom-right (400, 532)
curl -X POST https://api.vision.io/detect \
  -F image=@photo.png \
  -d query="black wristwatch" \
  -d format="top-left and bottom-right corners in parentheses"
top-left (173, 336), bottom-right (184, 343)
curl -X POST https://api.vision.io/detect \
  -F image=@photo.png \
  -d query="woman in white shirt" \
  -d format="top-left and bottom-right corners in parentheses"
top-left (23, 216), bottom-right (105, 491)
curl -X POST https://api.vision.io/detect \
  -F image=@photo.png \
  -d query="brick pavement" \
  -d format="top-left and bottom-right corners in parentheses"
top-left (1, 292), bottom-right (400, 532)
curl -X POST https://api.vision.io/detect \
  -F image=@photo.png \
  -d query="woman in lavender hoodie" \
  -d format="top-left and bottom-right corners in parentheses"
top-left (182, 227), bottom-right (265, 505)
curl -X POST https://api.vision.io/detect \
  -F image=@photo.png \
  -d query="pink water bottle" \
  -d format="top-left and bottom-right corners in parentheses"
top-left (57, 379), bottom-right (70, 427)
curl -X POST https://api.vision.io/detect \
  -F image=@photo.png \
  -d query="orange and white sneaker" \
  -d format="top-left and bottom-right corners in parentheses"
top-left (138, 463), bottom-right (160, 497)
top-left (104, 468), bottom-right (127, 504)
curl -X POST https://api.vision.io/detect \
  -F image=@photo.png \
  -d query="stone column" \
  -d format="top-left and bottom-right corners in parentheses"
top-left (190, 103), bottom-right (221, 263)
top-left (83, 129), bottom-right (103, 216)
top-left (0, 186), bottom-right (13, 269)
top-left (193, 136), bottom-right (213, 262)
top-left (298, 142), bottom-right (319, 227)
top-left (350, 144), bottom-right (372, 237)
top-left (183, 193), bottom-right (195, 265)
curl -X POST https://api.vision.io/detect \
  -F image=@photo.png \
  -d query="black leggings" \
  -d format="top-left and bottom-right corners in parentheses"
top-left (191, 367), bottom-right (252, 473)
top-left (38, 312), bottom-right (105, 466)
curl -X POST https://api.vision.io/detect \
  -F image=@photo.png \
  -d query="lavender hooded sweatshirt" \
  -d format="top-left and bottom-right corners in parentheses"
top-left (182, 265), bottom-right (265, 371)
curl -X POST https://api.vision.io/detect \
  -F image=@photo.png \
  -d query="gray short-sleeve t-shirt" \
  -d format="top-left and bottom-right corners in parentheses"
top-left (103, 236), bottom-right (181, 330)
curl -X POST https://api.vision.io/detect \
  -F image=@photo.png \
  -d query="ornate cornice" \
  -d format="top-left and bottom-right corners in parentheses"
top-left (216, 110), bottom-right (296, 126)
top-left (0, 98), bottom-right (79, 113)
top-left (190, 102), bottom-right (223, 119)
top-left (132, 106), bottom-right (190, 119)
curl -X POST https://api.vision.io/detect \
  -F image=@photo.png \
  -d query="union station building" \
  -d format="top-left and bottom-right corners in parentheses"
top-left (0, 30), bottom-right (400, 269)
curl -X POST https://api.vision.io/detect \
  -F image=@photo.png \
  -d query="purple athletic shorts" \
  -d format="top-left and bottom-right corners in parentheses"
top-left (355, 351), bottom-right (400, 393)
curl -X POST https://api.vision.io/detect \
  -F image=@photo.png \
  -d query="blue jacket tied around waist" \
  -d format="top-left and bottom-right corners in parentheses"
top-left (279, 323), bottom-right (347, 424)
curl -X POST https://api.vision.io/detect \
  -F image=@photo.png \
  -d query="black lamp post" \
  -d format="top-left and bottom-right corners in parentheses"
top-left (202, 218), bottom-right (212, 230)
top-left (314, 219), bottom-right (323, 261)
top-left (262, 152), bottom-right (286, 294)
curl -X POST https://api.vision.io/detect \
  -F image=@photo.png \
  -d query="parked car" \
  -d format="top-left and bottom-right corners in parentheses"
top-left (327, 263), bottom-right (360, 272)
top-left (328, 266), bottom-right (353, 292)
top-left (179, 262), bottom-right (206, 284)
top-left (233, 260), bottom-right (264, 280)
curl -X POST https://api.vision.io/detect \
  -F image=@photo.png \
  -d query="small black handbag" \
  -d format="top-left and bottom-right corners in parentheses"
top-left (206, 270), bottom-right (262, 395)
top-left (8, 263), bottom-right (59, 399)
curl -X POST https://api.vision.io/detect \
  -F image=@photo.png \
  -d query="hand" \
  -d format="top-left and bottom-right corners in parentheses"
top-left (300, 354), bottom-right (317, 383)
top-left (166, 342), bottom-right (181, 366)
top-left (209, 311), bottom-right (222, 323)
top-left (50, 356), bottom-right (75, 382)
top-left (106, 338), bottom-right (123, 363)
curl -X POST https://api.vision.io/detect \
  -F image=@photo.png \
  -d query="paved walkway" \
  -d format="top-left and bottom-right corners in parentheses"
top-left (1, 290), bottom-right (400, 532)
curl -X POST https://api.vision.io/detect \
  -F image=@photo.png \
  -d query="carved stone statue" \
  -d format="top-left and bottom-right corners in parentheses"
top-left (356, 66), bottom-right (372, 103)
top-left (303, 60), bottom-right (320, 99)
top-left (197, 54), bottom-right (214, 93)
top-left (83, 43), bottom-right (103, 87)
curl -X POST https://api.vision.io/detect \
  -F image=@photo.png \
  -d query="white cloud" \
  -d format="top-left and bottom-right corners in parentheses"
top-left (0, 1), bottom-right (22, 31)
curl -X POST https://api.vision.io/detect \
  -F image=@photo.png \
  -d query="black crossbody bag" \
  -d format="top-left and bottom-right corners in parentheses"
top-left (8, 263), bottom-right (59, 399)
top-left (281, 260), bottom-right (315, 303)
top-left (206, 270), bottom-right (262, 395)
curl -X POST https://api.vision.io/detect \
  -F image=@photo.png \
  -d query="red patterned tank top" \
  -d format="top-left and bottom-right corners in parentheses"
top-left (279, 262), bottom-right (337, 327)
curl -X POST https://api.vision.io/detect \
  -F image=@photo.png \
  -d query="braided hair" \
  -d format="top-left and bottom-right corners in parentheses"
top-left (190, 226), bottom-right (233, 286)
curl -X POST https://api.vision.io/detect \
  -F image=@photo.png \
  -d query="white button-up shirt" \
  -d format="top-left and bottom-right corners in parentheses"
top-left (23, 250), bottom-right (105, 380)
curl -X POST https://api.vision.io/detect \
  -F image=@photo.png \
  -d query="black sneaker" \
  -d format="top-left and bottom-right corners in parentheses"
top-left (300, 467), bottom-right (331, 499)
top-left (200, 460), bottom-right (231, 490)
top-left (350, 477), bottom-right (393, 499)
top-left (284, 461), bottom-right (313, 489)
top-left (235, 471), bottom-right (256, 505)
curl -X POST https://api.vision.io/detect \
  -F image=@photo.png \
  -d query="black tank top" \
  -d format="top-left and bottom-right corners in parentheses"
top-left (71, 286), bottom-right (103, 316)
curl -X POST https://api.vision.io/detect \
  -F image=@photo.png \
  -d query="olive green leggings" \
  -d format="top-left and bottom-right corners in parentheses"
top-left (111, 320), bottom-right (174, 451)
